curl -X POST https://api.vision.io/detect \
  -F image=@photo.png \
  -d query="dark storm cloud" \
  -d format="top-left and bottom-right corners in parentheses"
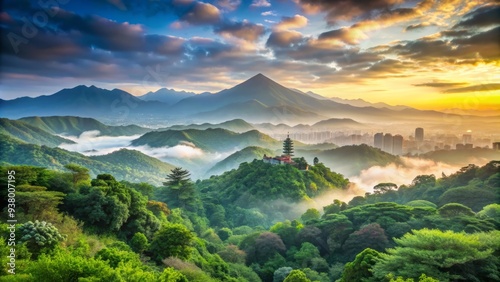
top-left (297, 0), bottom-right (404, 23)
top-left (442, 83), bottom-right (500, 93)
top-left (454, 4), bottom-right (500, 28)
top-left (214, 21), bottom-right (266, 42)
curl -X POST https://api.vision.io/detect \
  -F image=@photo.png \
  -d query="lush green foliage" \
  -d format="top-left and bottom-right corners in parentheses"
top-left (0, 160), bottom-right (498, 282)
top-left (0, 118), bottom-right (74, 147)
top-left (19, 116), bottom-right (150, 137)
top-left (0, 134), bottom-right (176, 185)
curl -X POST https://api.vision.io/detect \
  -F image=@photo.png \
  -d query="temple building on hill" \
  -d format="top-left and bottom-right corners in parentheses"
top-left (262, 134), bottom-right (308, 170)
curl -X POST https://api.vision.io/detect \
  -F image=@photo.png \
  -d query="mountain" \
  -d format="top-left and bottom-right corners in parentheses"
top-left (297, 144), bottom-right (401, 177)
top-left (168, 73), bottom-right (425, 124)
top-left (131, 128), bottom-right (280, 152)
top-left (254, 118), bottom-right (365, 133)
top-left (19, 116), bottom-right (151, 136)
top-left (0, 85), bottom-right (167, 119)
top-left (138, 88), bottom-right (196, 105)
top-left (1, 75), bottom-right (494, 127)
top-left (164, 119), bottom-right (255, 133)
top-left (419, 148), bottom-right (500, 166)
top-left (0, 118), bottom-right (74, 147)
top-left (192, 99), bottom-right (326, 124)
top-left (0, 133), bottom-right (175, 185)
top-left (89, 148), bottom-right (176, 180)
top-left (296, 89), bottom-right (410, 111)
top-left (206, 146), bottom-right (275, 177)
top-left (197, 159), bottom-right (350, 225)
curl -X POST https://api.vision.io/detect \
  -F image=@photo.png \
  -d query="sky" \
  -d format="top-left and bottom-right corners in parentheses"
top-left (1, 0), bottom-right (499, 111)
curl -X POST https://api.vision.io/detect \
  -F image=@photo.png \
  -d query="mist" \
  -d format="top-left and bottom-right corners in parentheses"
top-left (58, 130), bottom-right (142, 155)
top-left (348, 157), bottom-right (488, 193)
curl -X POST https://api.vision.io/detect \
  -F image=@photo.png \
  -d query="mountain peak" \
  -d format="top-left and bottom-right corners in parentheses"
top-left (247, 73), bottom-right (273, 83)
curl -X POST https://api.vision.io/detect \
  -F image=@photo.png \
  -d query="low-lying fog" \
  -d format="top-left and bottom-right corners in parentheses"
top-left (59, 131), bottom-right (489, 207)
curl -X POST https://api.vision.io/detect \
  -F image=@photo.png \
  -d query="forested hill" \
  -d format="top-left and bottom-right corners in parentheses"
top-left (19, 116), bottom-right (151, 136)
top-left (131, 128), bottom-right (280, 152)
top-left (0, 118), bottom-right (74, 147)
top-left (0, 133), bottom-right (174, 184)
top-left (198, 160), bottom-right (349, 227)
top-left (206, 146), bottom-right (275, 176)
top-left (297, 144), bottom-right (401, 176)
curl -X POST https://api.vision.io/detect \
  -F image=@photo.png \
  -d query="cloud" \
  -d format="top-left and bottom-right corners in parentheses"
top-left (442, 83), bottom-right (500, 93)
top-left (405, 22), bottom-right (431, 31)
top-left (215, 0), bottom-right (241, 11)
top-left (58, 131), bottom-right (142, 155)
top-left (454, 4), bottom-right (500, 28)
top-left (250, 0), bottom-right (271, 8)
top-left (266, 30), bottom-right (305, 48)
top-left (297, 0), bottom-right (405, 23)
top-left (349, 157), bottom-right (468, 192)
top-left (133, 144), bottom-right (205, 159)
top-left (180, 2), bottom-right (221, 25)
top-left (262, 11), bottom-right (277, 16)
top-left (275, 14), bottom-right (308, 30)
top-left (215, 21), bottom-right (266, 42)
top-left (414, 81), bottom-right (468, 88)
top-left (319, 27), bottom-right (368, 45)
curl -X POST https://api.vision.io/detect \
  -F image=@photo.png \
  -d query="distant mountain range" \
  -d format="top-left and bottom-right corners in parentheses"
top-left (1, 74), bottom-right (497, 126)
top-left (19, 116), bottom-right (151, 136)
top-left (138, 88), bottom-right (197, 105)
top-left (0, 85), bottom-right (165, 119)
top-left (291, 88), bottom-right (409, 111)
top-left (163, 119), bottom-right (255, 133)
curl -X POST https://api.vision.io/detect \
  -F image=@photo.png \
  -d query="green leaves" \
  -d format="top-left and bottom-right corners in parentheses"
top-left (373, 229), bottom-right (500, 281)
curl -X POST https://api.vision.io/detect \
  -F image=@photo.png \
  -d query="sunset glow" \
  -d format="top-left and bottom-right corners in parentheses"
top-left (1, 0), bottom-right (499, 112)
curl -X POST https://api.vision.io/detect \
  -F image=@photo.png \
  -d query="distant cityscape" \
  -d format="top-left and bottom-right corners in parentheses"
top-left (271, 128), bottom-right (500, 155)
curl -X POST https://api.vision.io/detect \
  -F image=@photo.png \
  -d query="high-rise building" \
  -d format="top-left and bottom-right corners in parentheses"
top-left (374, 133), bottom-right (384, 149)
top-left (415, 128), bottom-right (424, 142)
top-left (383, 133), bottom-right (393, 154)
top-left (393, 134), bottom-right (403, 155)
top-left (462, 134), bottom-right (472, 144)
top-left (493, 142), bottom-right (500, 150)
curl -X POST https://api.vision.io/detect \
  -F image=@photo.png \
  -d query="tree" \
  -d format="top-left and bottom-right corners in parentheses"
top-left (274, 267), bottom-right (293, 282)
top-left (253, 232), bottom-right (287, 262)
top-left (340, 248), bottom-right (380, 282)
top-left (283, 134), bottom-right (294, 156)
top-left (64, 164), bottom-right (90, 188)
top-left (372, 229), bottom-right (500, 281)
top-left (342, 223), bottom-right (389, 261)
top-left (130, 232), bottom-right (149, 253)
top-left (373, 183), bottom-right (398, 195)
top-left (301, 208), bottom-right (320, 223)
top-left (438, 203), bottom-right (475, 217)
top-left (313, 157), bottom-right (319, 166)
top-left (162, 167), bottom-right (200, 213)
top-left (294, 242), bottom-right (322, 269)
top-left (18, 220), bottom-right (66, 257)
top-left (150, 223), bottom-right (194, 261)
top-left (284, 270), bottom-right (311, 282)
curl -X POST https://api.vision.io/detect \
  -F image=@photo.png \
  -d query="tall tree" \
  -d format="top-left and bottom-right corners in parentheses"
top-left (283, 134), bottom-right (294, 156)
top-left (161, 167), bottom-right (200, 213)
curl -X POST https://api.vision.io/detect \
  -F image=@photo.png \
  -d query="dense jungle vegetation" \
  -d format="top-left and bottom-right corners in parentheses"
top-left (0, 160), bottom-right (499, 281)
